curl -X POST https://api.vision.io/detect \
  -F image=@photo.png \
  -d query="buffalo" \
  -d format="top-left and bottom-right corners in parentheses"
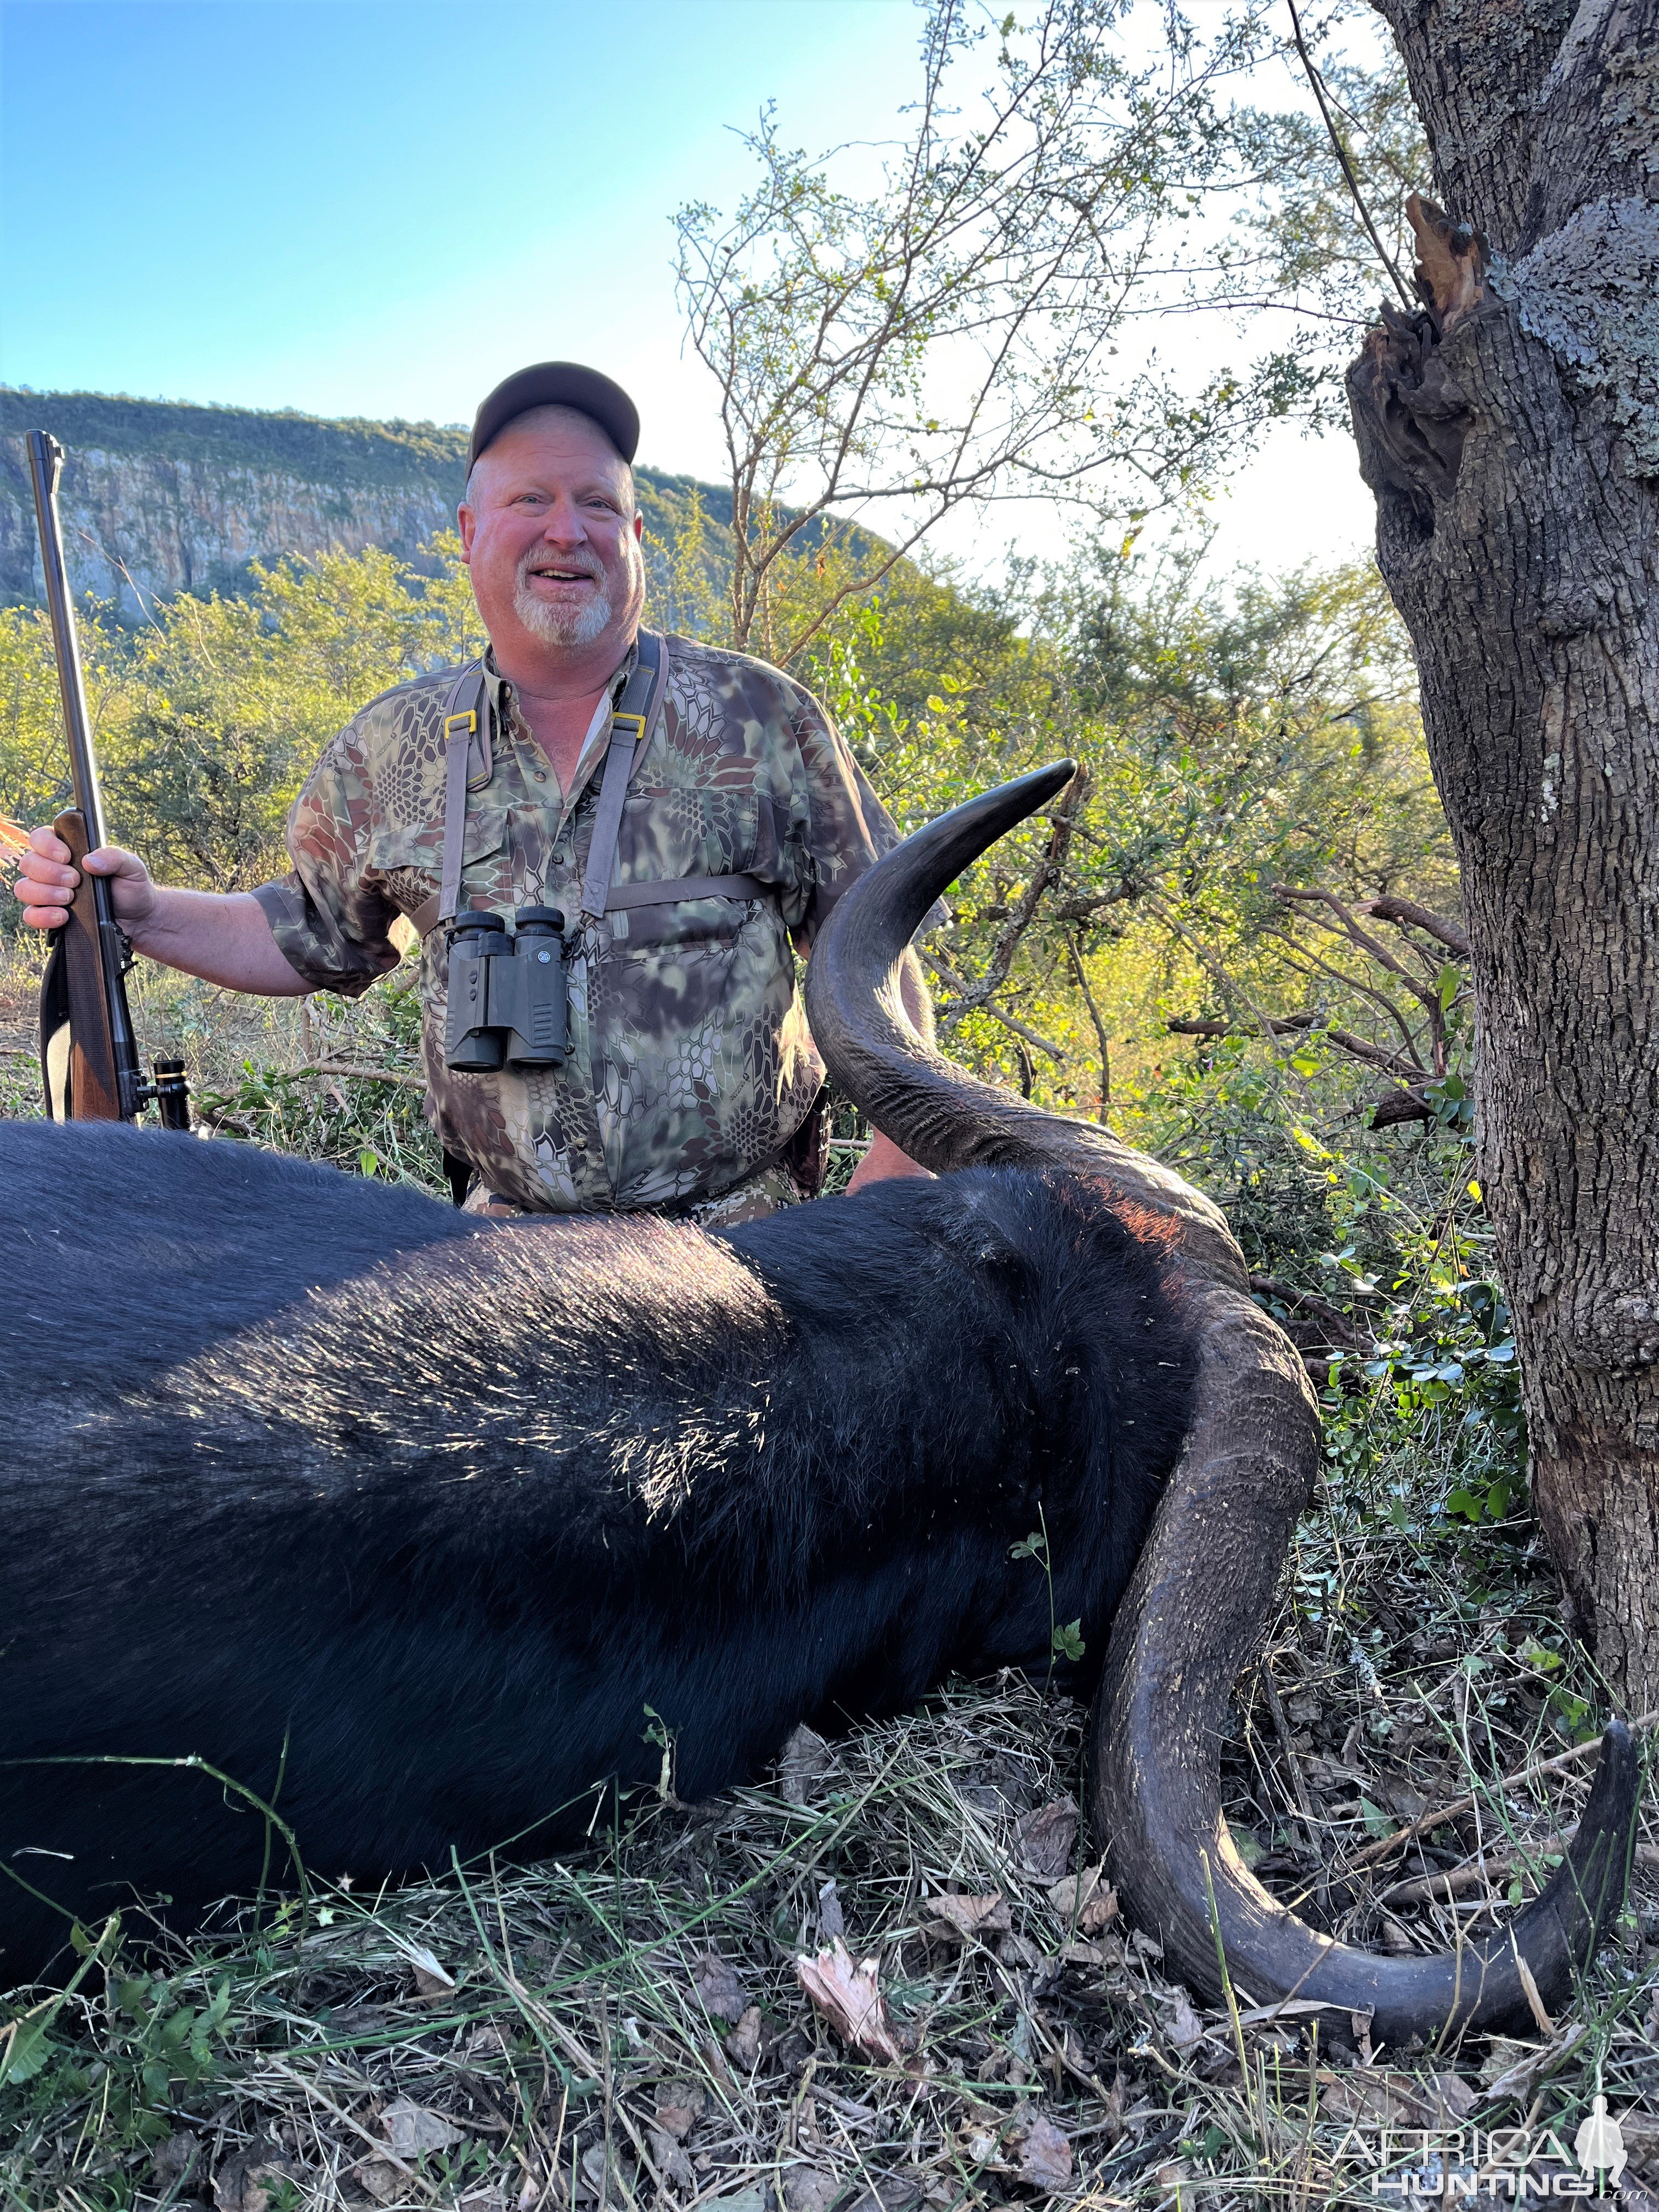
top-left (0, 763), bottom-right (1637, 2044)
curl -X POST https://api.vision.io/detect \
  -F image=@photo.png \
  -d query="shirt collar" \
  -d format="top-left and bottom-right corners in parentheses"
top-left (480, 633), bottom-right (639, 720)
top-left (481, 634), bottom-right (641, 825)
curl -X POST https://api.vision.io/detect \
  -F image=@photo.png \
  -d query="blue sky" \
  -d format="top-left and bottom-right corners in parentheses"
top-left (0, 0), bottom-right (1375, 577)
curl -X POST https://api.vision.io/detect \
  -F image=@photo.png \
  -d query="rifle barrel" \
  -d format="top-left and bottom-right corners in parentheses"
top-left (25, 428), bottom-right (151, 1121)
top-left (25, 431), bottom-right (109, 853)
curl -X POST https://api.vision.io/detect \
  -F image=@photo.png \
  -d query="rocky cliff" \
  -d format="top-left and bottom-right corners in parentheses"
top-left (0, 388), bottom-right (730, 617)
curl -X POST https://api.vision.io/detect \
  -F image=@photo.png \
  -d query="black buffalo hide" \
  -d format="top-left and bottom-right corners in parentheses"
top-left (0, 1122), bottom-right (1195, 1978)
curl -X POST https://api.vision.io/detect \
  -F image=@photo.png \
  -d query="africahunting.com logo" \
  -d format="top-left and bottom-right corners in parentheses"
top-left (1338, 2099), bottom-right (1632, 2198)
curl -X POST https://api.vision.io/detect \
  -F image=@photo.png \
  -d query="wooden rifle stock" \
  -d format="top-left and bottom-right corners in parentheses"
top-left (25, 429), bottom-right (189, 1129)
top-left (45, 808), bottom-right (126, 1121)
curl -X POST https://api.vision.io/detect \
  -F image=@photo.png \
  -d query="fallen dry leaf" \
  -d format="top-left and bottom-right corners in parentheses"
top-left (1017, 2113), bottom-right (1074, 2190)
top-left (1319, 2071), bottom-right (1478, 2130)
top-left (1014, 1797), bottom-right (1079, 1877)
top-left (382, 2097), bottom-right (467, 2157)
top-left (1048, 1862), bottom-right (1118, 1934)
top-left (779, 1723), bottom-right (833, 1805)
top-left (1434, 2072), bottom-right (1477, 2121)
top-left (350, 2160), bottom-right (405, 2207)
top-left (646, 2127), bottom-right (695, 2191)
top-left (1168, 1990), bottom-right (1207, 2051)
top-left (213, 2146), bottom-right (295, 2212)
top-left (580, 2142), bottom-right (609, 2197)
top-left (653, 2079), bottom-right (707, 2139)
top-left (796, 1936), bottom-right (915, 2070)
top-left (725, 2002), bottom-right (763, 2068)
top-left (783, 2169), bottom-right (840, 2212)
top-left (818, 1876), bottom-right (845, 1941)
top-left (692, 1949), bottom-right (752, 2024)
top-left (924, 1891), bottom-right (1011, 1944)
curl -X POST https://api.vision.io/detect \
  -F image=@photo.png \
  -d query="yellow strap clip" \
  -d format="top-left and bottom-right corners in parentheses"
top-left (443, 709), bottom-right (477, 743)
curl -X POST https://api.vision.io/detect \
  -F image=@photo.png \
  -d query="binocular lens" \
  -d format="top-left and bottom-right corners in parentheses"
top-left (444, 907), bottom-right (569, 1073)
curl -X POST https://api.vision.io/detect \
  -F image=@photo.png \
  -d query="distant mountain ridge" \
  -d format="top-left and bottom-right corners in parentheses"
top-left (0, 388), bottom-right (732, 615)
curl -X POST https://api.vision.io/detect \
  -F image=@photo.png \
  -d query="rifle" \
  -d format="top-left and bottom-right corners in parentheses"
top-left (25, 430), bottom-right (190, 1128)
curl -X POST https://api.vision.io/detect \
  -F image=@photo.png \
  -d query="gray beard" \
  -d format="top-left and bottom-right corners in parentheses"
top-left (513, 541), bottom-right (641, 648)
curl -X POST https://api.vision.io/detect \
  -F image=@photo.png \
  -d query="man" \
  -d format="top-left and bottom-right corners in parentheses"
top-left (15, 364), bottom-right (932, 1220)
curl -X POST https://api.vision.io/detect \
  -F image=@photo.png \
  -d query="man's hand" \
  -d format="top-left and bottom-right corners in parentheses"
top-left (843, 945), bottom-right (936, 1193)
top-left (847, 1128), bottom-right (933, 1192)
top-left (14, 826), bottom-right (157, 933)
top-left (9, 824), bottom-right (311, 997)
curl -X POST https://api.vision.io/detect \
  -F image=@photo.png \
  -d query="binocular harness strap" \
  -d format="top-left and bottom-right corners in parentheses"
top-left (579, 631), bottom-right (663, 922)
top-left (415, 634), bottom-right (774, 941)
top-left (603, 873), bottom-right (767, 908)
top-left (434, 660), bottom-right (489, 933)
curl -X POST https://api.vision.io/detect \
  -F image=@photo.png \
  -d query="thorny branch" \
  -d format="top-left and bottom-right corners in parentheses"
top-left (923, 769), bottom-right (1088, 1059)
top-left (1067, 934), bottom-right (1113, 1122)
top-left (676, 0), bottom-right (1296, 662)
top-left (1167, 881), bottom-right (1471, 1130)
top-left (1283, 0), bottom-right (1414, 309)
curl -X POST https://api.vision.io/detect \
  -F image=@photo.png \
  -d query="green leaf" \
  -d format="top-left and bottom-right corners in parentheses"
top-left (1052, 1619), bottom-right (1086, 1663)
top-left (1358, 1797), bottom-right (1393, 1841)
top-left (0, 2015), bottom-right (55, 2085)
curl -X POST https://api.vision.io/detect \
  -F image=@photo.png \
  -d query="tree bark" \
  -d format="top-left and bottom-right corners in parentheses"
top-left (1348, 0), bottom-right (1659, 1706)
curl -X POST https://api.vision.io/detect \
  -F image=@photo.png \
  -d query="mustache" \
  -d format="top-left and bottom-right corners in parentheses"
top-left (517, 548), bottom-right (604, 583)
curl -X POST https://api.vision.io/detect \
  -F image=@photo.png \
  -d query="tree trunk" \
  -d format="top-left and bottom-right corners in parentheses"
top-left (1347, 0), bottom-right (1659, 1706)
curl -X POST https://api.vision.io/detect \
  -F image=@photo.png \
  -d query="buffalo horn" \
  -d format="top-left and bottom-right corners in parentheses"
top-left (805, 759), bottom-right (1639, 2046)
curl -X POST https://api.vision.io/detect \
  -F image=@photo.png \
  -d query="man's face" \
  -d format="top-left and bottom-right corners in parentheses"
top-left (459, 407), bottom-right (646, 678)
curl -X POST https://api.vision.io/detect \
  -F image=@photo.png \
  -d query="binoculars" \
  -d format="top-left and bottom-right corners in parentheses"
top-left (444, 907), bottom-right (568, 1073)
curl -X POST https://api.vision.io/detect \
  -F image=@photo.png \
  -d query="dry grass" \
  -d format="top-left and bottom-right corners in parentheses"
top-left (4, 1541), bottom-right (1656, 2212)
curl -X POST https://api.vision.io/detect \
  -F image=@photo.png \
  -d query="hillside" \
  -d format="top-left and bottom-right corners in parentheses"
top-left (0, 388), bottom-right (732, 614)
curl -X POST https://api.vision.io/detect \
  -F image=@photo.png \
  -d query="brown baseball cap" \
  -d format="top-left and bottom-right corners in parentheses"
top-left (469, 363), bottom-right (640, 469)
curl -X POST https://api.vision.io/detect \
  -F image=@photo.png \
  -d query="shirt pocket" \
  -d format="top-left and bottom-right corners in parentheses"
top-left (609, 786), bottom-right (762, 949)
top-left (370, 805), bottom-right (512, 919)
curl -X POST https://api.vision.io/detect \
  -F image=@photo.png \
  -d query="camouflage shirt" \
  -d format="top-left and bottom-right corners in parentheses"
top-left (252, 633), bottom-right (906, 1214)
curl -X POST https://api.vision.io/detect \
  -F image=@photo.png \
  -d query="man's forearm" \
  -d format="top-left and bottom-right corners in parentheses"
top-left (133, 888), bottom-right (314, 997)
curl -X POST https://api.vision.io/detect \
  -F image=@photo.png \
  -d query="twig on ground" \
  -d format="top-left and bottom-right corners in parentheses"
top-left (1348, 1709), bottom-right (1659, 1871)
